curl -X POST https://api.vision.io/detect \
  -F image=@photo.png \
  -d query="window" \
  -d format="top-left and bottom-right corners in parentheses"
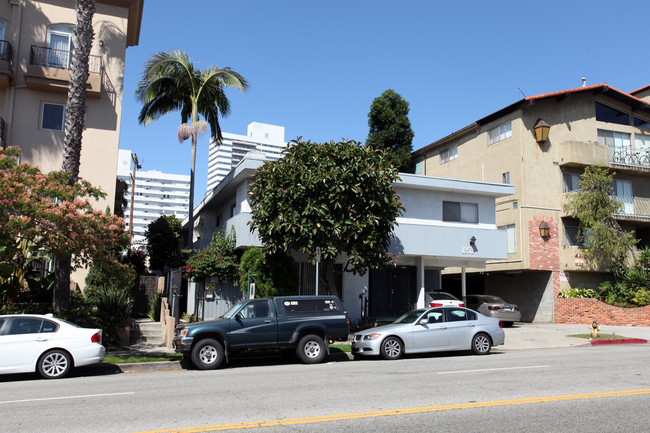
top-left (41, 103), bottom-right (65, 131)
top-left (47, 25), bottom-right (73, 69)
top-left (440, 146), bottom-right (458, 164)
top-left (239, 300), bottom-right (272, 319)
top-left (563, 173), bottom-right (581, 192)
top-left (499, 224), bottom-right (516, 254)
top-left (596, 102), bottom-right (630, 126)
top-left (443, 201), bottom-right (478, 223)
top-left (634, 116), bottom-right (650, 129)
top-left (502, 172), bottom-right (510, 184)
top-left (564, 225), bottom-right (586, 247)
top-left (612, 179), bottom-right (634, 215)
top-left (635, 135), bottom-right (650, 155)
top-left (414, 159), bottom-right (423, 174)
top-left (8, 318), bottom-right (43, 334)
top-left (598, 129), bottom-right (631, 154)
top-left (280, 298), bottom-right (339, 313)
top-left (488, 121), bottom-right (512, 145)
top-left (445, 308), bottom-right (477, 322)
top-left (229, 203), bottom-right (236, 218)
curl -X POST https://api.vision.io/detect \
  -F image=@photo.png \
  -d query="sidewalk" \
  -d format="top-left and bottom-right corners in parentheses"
top-left (102, 323), bottom-right (650, 372)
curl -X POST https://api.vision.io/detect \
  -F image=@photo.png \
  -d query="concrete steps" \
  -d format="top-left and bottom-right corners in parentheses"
top-left (130, 318), bottom-right (163, 345)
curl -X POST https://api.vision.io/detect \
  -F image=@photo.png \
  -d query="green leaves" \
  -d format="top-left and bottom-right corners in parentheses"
top-left (563, 165), bottom-right (637, 269)
top-left (249, 139), bottom-right (404, 275)
top-left (183, 229), bottom-right (239, 282)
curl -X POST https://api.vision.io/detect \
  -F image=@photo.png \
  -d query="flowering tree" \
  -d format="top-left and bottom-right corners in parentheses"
top-left (0, 147), bottom-right (131, 306)
top-left (183, 229), bottom-right (239, 282)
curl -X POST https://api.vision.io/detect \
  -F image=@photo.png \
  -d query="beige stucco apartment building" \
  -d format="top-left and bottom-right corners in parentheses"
top-left (0, 0), bottom-right (143, 213)
top-left (413, 82), bottom-right (650, 323)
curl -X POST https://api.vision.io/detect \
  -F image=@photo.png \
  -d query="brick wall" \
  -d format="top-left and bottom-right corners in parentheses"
top-left (555, 298), bottom-right (650, 326)
top-left (528, 216), bottom-right (560, 272)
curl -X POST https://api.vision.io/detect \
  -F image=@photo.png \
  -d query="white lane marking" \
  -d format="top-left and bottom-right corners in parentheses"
top-left (0, 392), bottom-right (134, 404)
top-left (437, 365), bottom-right (549, 375)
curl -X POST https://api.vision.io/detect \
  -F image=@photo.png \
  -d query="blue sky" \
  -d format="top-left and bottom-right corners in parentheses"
top-left (118, 0), bottom-right (650, 200)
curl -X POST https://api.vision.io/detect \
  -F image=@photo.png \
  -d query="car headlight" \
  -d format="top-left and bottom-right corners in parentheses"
top-left (364, 333), bottom-right (382, 340)
top-left (176, 328), bottom-right (188, 338)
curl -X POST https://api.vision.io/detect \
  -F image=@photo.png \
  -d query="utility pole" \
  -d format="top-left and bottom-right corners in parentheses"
top-left (128, 153), bottom-right (141, 243)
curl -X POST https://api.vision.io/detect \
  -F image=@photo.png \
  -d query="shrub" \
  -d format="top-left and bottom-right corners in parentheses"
top-left (632, 289), bottom-right (650, 306)
top-left (92, 286), bottom-right (134, 346)
top-left (148, 290), bottom-right (162, 321)
top-left (558, 288), bottom-right (598, 298)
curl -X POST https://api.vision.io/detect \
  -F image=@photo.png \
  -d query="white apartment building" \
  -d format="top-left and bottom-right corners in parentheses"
top-left (117, 149), bottom-right (190, 248)
top-left (206, 122), bottom-right (288, 192)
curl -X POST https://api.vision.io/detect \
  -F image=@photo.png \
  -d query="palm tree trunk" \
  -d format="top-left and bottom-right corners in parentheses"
top-left (55, 0), bottom-right (95, 313)
top-left (187, 131), bottom-right (196, 248)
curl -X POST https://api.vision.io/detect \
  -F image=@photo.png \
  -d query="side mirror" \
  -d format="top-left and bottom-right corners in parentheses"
top-left (419, 318), bottom-right (429, 325)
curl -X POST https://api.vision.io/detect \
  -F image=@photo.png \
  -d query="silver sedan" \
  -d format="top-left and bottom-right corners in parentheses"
top-left (465, 294), bottom-right (521, 326)
top-left (351, 307), bottom-right (504, 360)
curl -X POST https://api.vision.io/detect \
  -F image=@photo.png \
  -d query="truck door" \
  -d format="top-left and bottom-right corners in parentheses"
top-left (228, 299), bottom-right (278, 349)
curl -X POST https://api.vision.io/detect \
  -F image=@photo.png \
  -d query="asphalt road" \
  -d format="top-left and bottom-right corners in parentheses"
top-left (2, 344), bottom-right (649, 433)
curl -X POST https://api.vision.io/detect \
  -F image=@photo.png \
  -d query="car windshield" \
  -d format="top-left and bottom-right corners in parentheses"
top-left (483, 296), bottom-right (505, 303)
top-left (393, 309), bottom-right (427, 324)
top-left (221, 301), bottom-right (245, 319)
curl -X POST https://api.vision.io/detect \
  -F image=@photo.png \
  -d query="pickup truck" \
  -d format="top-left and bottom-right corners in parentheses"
top-left (173, 296), bottom-right (349, 369)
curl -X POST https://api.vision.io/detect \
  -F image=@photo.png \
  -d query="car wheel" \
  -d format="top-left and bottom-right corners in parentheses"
top-left (296, 334), bottom-right (326, 364)
top-left (380, 337), bottom-right (403, 360)
top-left (471, 333), bottom-right (492, 355)
top-left (191, 338), bottom-right (224, 370)
top-left (38, 349), bottom-right (72, 379)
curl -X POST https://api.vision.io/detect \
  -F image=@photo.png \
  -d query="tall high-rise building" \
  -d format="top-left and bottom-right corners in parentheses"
top-left (117, 149), bottom-right (190, 248)
top-left (206, 122), bottom-right (287, 192)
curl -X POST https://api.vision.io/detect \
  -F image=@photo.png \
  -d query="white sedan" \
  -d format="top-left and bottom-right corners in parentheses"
top-left (351, 307), bottom-right (504, 360)
top-left (0, 314), bottom-right (105, 379)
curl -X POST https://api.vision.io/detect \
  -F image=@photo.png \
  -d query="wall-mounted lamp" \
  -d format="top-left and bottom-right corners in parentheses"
top-left (470, 236), bottom-right (476, 246)
top-left (539, 221), bottom-right (550, 239)
top-left (534, 118), bottom-right (550, 144)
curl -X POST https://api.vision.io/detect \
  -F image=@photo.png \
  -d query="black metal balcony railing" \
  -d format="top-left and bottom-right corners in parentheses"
top-left (609, 146), bottom-right (650, 169)
top-left (0, 40), bottom-right (12, 62)
top-left (29, 45), bottom-right (101, 74)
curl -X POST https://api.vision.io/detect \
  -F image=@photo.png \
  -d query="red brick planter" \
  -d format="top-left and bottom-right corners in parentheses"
top-left (555, 298), bottom-right (650, 326)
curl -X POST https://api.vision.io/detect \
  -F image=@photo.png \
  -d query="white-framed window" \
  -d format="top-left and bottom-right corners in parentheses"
top-left (499, 224), bottom-right (516, 254)
top-left (414, 159), bottom-right (424, 174)
top-left (41, 102), bottom-right (65, 131)
top-left (502, 172), bottom-right (510, 184)
top-left (635, 134), bottom-right (650, 154)
top-left (440, 145), bottom-right (458, 164)
top-left (47, 25), bottom-right (73, 69)
top-left (598, 129), bottom-right (632, 154)
top-left (443, 201), bottom-right (478, 223)
top-left (488, 121), bottom-right (512, 145)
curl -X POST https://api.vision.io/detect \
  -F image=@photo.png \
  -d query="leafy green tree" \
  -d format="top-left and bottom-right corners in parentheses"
top-left (249, 138), bottom-right (404, 290)
top-left (136, 50), bottom-right (248, 248)
top-left (183, 229), bottom-right (239, 282)
top-left (366, 89), bottom-right (415, 172)
top-left (0, 147), bottom-right (130, 307)
top-left (238, 247), bottom-right (297, 298)
top-left (146, 215), bottom-right (183, 273)
top-left (563, 165), bottom-right (637, 269)
top-left (56, 0), bottom-right (97, 312)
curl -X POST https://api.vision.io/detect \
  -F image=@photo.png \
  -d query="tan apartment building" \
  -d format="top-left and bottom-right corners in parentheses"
top-left (0, 0), bottom-right (143, 212)
top-left (413, 82), bottom-right (650, 323)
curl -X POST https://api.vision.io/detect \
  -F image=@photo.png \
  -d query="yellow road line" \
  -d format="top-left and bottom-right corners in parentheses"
top-left (136, 389), bottom-right (650, 433)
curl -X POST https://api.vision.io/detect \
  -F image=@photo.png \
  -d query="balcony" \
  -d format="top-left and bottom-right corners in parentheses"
top-left (0, 41), bottom-right (12, 87)
top-left (614, 195), bottom-right (650, 221)
top-left (24, 46), bottom-right (101, 98)
top-left (559, 140), bottom-right (609, 168)
top-left (608, 147), bottom-right (650, 174)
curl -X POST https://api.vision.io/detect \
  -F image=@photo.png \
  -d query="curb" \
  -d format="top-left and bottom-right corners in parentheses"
top-left (589, 338), bottom-right (648, 346)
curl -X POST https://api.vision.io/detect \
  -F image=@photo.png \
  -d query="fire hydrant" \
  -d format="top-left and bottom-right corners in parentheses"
top-left (590, 321), bottom-right (600, 339)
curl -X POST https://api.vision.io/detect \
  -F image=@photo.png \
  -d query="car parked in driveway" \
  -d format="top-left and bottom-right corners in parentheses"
top-left (351, 307), bottom-right (504, 360)
top-left (0, 314), bottom-right (105, 379)
top-left (465, 295), bottom-right (521, 327)
top-left (425, 291), bottom-right (465, 307)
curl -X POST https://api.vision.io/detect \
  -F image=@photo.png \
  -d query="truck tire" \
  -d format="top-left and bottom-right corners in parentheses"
top-left (296, 334), bottom-right (326, 364)
top-left (191, 338), bottom-right (224, 369)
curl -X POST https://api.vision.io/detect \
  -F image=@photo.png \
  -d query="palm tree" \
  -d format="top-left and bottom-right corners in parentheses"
top-left (136, 50), bottom-right (248, 248)
top-left (55, 0), bottom-right (95, 313)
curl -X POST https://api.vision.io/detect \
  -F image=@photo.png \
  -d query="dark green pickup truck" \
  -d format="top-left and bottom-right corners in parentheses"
top-left (173, 296), bottom-right (349, 369)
